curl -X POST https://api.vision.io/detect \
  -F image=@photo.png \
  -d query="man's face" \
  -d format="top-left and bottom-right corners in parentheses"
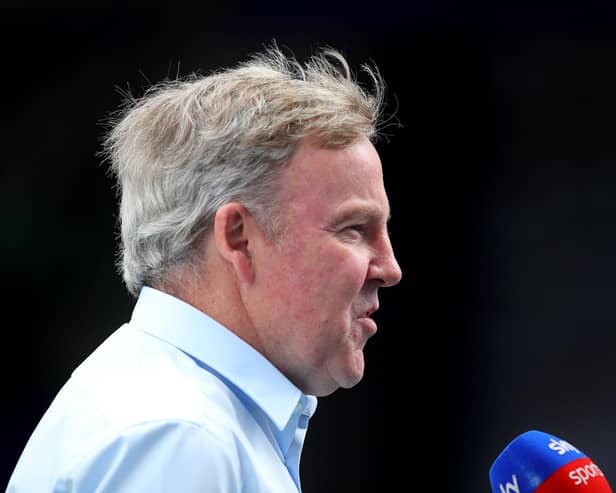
top-left (248, 136), bottom-right (402, 396)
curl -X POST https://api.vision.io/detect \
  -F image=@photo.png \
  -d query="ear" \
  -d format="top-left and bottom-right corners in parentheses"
top-left (213, 202), bottom-right (256, 284)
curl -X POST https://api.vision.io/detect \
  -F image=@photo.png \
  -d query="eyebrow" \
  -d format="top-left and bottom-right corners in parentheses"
top-left (330, 201), bottom-right (391, 226)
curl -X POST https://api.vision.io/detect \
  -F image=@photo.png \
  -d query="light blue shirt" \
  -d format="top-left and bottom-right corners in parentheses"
top-left (6, 286), bottom-right (318, 492)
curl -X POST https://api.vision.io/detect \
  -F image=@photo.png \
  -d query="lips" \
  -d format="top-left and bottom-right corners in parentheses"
top-left (357, 315), bottom-right (377, 337)
top-left (353, 300), bottom-right (379, 339)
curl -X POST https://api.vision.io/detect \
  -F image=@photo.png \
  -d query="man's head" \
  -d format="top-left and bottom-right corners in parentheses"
top-left (103, 44), bottom-right (402, 396)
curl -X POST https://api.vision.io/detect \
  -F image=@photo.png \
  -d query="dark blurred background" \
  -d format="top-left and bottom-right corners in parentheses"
top-left (3, 4), bottom-right (616, 492)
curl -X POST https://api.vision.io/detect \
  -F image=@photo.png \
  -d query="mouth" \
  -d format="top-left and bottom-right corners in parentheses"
top-left (353, 301), bottom-right (379, 340)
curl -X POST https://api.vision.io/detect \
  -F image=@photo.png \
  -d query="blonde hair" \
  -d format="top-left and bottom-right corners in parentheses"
top-left (102, 44), bottom-right (388, 296)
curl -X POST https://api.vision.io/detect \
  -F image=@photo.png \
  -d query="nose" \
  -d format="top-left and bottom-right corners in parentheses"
top-left (370, 231), bottom-right (402, 288)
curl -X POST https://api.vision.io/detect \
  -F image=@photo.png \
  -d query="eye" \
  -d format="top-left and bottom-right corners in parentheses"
top-left (346, 224), bottom-right (365, 233)
top-left (340, 224), bottom-right (367, 240)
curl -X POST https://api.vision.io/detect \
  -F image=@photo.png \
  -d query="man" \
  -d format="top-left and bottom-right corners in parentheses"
top-left (7, 44), bottom-right (402, 492)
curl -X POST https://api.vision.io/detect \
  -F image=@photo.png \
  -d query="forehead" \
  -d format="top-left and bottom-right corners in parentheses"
top-left (279, 136), bottom-right (390, 221)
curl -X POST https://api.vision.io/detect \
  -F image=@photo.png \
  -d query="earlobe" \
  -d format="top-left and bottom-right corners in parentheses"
top-left (213, 203), bottom-right (255, 283)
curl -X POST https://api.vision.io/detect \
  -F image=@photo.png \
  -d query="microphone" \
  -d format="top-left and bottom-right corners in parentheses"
top-left (489, 429), bottom-right (613, 493)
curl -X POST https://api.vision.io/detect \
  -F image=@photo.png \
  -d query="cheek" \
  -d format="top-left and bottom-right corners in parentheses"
top-left (261, 235), bottom-right (369, 323)
top-left (284, 250), bottom-right (367, 320)
top-left (318, 250), bottom-right (368, 296)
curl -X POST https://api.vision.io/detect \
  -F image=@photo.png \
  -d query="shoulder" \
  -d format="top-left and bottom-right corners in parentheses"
top-left (8, 323), bottom-right (250, 492)
top-left (46, 323), bottom-right (250, 468)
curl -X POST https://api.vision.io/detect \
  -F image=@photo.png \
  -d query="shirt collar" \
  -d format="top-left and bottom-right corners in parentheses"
top-left (130, 286), bottom-right (317, 434)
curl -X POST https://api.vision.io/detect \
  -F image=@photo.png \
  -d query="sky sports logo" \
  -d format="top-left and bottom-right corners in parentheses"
top-left (497, 459), bottom-right (606, 493)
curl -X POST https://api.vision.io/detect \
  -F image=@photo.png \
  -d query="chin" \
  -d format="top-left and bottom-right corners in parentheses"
top-left (343, 375), bottom-right (364, 389)
top-left (312, 369), bottom-right (364, 396)
top-left (338, 367), bottom-right (365, 389)
top-left (318, 354), bottom-right (365, 394)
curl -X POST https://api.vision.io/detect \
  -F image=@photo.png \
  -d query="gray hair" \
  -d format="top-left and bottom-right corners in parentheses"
top-left (102, 44), bottom-right (388, 297)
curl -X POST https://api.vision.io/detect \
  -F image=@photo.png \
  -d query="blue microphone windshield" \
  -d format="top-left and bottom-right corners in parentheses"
top-left (489, 430), bottom-right (612, 493)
